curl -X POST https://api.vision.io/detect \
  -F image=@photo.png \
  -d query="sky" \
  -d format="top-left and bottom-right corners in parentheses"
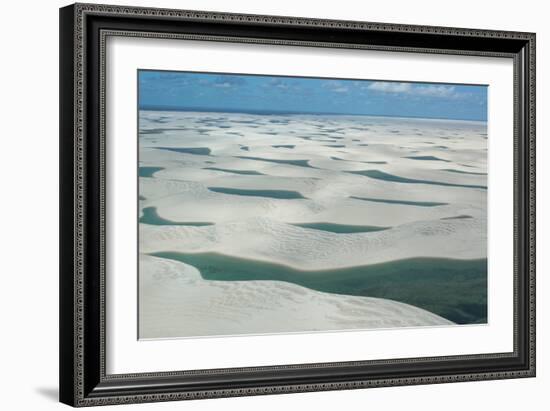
top-left (138, 70), bottom-right (488, 121)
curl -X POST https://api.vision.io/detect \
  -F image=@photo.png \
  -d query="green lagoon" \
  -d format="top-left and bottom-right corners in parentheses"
top-left (404, 155), bottom-right (451, 162)
top-left (140, 207), bottom-right (213, 226)
top-left (156, 147), bottom-right (211, 155)
top-left (208, 187), bottom-right (307, 199)
top-left (351, 196), bottom-right (448, 207)
top-left (151, 252), bottom-right (487, 325)
top-left (442, 168), bottom-right (487, 175)
top-left (204, 167), bottom-right (264, 175)
top-left (139, 166), bottom-right (164, 178)
top-left (292, 222), bottom-right (389, 233)
top-left (350, 169), bottom-right (487, 190)
top-left (236, 156), bottom-right (315, 168)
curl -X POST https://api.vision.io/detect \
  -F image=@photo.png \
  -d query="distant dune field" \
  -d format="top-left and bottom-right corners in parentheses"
top-left (138, 110), bottom-right (487, 339)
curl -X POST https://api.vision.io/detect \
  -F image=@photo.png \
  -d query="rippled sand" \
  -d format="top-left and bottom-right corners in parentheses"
top-left (138, 111), bottom-right (487, 338)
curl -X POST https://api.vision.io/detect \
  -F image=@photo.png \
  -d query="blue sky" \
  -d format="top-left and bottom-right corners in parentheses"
top-left (139, 70), bottom-right (487, 121)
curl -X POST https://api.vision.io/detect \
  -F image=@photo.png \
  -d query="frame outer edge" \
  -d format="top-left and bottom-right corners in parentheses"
top-left (75, 2), bottom-right (88, 407)
top-left (59, 3), bottom-right (77, 407)
top-left (527, 33), bottom-right (535, 376)
top-left (64, 2), bottom-right (537, 407)
top-left (74, 2), bottom-right (534, 39)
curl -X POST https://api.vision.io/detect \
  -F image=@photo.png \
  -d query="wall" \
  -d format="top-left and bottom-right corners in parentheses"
top-left (0, 0), bottom-right (545, 409)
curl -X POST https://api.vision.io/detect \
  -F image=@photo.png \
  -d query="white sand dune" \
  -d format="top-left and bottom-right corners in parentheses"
top-left (139, 178), bottom-right (484, 227)
top-left (138, 111), bottom-right (487, 338)
top-left (140, 215), bottom-right (485, 270)
top-left (139, 254), bottom-right (452, 339)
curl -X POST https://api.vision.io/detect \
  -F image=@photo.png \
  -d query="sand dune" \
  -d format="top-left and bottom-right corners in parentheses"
top-left (140, 216), bottom-right (485, 270)
top-left (139, 178), bottom-right (483, 228)
top-left (139, 254), bottom-right (452, 339)
top-left (138, 110), bottom-right (487, 338)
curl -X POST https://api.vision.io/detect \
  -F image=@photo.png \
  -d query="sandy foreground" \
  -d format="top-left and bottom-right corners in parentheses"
top-left (138, 111), bottom-right (487, 338)
top-left (139, 254), bottom-right (453, 339)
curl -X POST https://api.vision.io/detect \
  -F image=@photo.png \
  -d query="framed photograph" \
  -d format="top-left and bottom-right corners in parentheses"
top-left (59, 3), bottom-right (536, 407)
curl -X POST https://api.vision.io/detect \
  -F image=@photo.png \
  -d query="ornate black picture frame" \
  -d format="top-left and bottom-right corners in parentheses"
top-left (59, 3), bottom-right (535, 407)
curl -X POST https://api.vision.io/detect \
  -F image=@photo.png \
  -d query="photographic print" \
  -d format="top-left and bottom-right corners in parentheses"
top-left (137, 70), bottom-right (488, 339)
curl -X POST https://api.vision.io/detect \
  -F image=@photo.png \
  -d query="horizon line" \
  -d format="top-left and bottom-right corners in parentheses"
top-left (138, 105), bottom-right (487, 122)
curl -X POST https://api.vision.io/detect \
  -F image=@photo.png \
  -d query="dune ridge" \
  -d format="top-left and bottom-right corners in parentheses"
top-left (139, 254), bottom-right (453, 339)
top-left (138, 110), bottom-right (488, 338)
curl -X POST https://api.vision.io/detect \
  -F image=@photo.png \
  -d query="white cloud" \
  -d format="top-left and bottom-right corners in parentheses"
top-left (415, 85), bottom-right (456, 98)
top-left (332, 86), bottom-right (349, 93)
top-left (213, 82), bottom-right (234, 88)
top-left (323, 81), bottom-right (349, 94)
top-left (368, 82), bottom-right (412, 93)
top-left (211, 76), bottom-right (246, 89)
top-left (367, 81), bottom-right (459, 99)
